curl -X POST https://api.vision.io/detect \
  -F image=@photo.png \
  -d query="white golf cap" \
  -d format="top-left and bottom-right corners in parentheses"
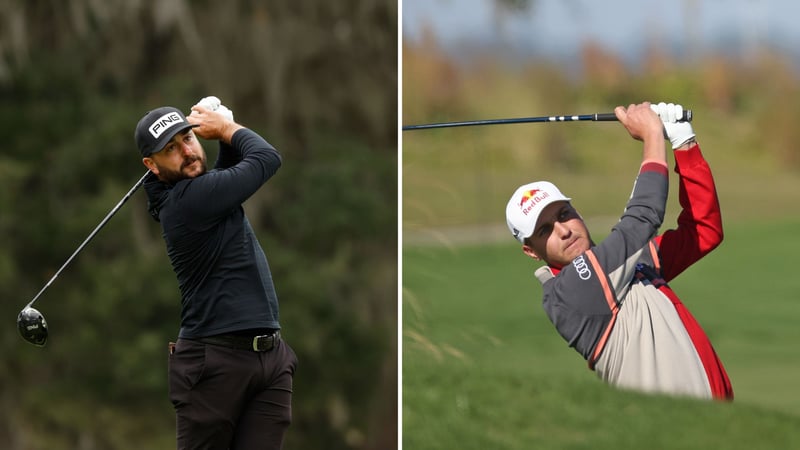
top-left (506, 181), bottom-right (571, 243)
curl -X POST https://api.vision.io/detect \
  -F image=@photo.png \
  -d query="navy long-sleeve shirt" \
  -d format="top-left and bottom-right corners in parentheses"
top-left (144, 128), bottom-right (282, 338)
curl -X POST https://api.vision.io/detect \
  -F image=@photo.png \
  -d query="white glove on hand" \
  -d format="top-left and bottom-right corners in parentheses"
top-left (193, 95), bottom-right (234, 121)
top-left (650, 102), bottom-right (694, 149)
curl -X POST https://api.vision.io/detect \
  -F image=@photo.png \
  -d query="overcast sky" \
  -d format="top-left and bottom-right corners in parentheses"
top-left (403, 0), bottom-right (800, 65)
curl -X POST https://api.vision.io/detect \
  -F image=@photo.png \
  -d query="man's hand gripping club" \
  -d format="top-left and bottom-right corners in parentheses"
top-left (615, 102), bottom-right (668, 166)
top-left (188, 96), bottom-right (242, 144)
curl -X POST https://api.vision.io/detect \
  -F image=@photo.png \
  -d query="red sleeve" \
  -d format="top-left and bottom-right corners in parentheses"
top-left (653, 143), bottom-right (723, 281)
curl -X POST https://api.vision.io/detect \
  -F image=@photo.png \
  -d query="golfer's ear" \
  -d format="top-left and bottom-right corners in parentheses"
top-left (522, 244), bottom-right (540, 261)
top-left (142, 157), bottom-right (159, 175)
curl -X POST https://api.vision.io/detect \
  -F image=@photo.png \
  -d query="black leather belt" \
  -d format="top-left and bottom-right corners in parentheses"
top-left (197, 330), bottom-right (281, 352)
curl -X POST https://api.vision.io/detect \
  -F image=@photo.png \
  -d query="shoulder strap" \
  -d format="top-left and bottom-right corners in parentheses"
top-left (584, 249), bottom-right (621, 370)
top-left (636, 240), bottom-right (667, 288)
top-left (648, 240), bottom-right (661, 272)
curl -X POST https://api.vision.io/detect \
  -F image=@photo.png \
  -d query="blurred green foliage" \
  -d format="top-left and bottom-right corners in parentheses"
top-left (0, 1), bottom-right (396, 449)
top-left (403, 41), bottom-right (800, 234)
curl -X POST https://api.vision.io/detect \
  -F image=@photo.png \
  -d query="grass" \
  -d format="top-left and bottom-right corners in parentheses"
top-left (402, 219), bottom-right (800, 449)
top-left (401, 43), bottom-right (800, 448)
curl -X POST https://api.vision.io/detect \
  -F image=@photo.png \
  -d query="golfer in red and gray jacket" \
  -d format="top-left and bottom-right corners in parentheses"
top-left (506, 102), bottom-right (733, 400)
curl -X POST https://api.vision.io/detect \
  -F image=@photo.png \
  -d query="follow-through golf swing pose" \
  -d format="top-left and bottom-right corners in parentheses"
top-left (136, 97), bottom-right (297, 448)
top-left (506, 102), bottom-right (733, 400)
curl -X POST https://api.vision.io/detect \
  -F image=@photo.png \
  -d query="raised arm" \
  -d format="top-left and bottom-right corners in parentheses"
top-left (641, 102), bottom-right (723, 281)
top-left (189, 98), bottom-right (245, 170)
top-left (614, 102), bottom-right (667, 169)
top-left (180, 106), bottom-right (282, 224)
top-left (654, 140), bottom-right (723, 281)
top-left (577, 103), bottom-right (669, 295)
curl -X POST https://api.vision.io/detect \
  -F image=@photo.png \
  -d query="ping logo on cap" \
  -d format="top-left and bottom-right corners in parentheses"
top-left (149, 112), bottom-right (185, 139)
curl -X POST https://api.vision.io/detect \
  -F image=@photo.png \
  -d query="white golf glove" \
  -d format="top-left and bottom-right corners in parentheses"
top-left (650, 102), bottom-right (694, 149)
top-left (193, 95), bottom-right (234, 121)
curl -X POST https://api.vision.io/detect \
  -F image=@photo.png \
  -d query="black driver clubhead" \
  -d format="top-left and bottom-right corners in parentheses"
top-left (18, 307), bottom-right (48, 346)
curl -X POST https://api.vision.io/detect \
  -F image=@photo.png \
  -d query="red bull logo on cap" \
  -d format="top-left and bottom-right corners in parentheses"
top-left (519, 188), bottom-right (550, 215)
top-left (519, 189), bottom-right (541, 207)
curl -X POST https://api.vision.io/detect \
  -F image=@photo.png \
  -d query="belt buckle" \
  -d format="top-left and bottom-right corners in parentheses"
top-left (252, 333), bottom-right (273, 352)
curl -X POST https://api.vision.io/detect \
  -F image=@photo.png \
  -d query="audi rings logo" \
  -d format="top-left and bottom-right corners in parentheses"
top-left (572, 255), bottom-right (592, 280)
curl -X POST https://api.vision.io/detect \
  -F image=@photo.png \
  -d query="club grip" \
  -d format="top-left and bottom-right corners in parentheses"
top-left (594, 113), bottom-right (619, 121)
top-left (595, 110), bottom-right (693, 122)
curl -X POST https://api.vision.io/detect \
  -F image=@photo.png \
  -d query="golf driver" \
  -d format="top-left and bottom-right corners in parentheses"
top-left (403, 109), bottom-right (692, 131)
top-left (17, 170), bottom-right (151, 346)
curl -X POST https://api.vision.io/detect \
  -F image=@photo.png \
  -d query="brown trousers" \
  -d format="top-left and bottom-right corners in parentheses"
top-left (168, 337), bottom-right (298, 449)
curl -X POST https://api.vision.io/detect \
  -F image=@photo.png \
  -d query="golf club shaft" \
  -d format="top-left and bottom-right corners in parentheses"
top-left (25, 170), bottom-right (151, 309)
top-left (402, 110), bottom-right (693, 131)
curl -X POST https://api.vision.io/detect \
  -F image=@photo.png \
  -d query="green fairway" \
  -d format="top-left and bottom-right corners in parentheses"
top-left (402, 219), bottom-right (800, 449)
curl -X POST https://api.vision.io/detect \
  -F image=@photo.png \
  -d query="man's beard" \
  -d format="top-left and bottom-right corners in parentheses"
top-left (156, 156), bottom-right (207, 185)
